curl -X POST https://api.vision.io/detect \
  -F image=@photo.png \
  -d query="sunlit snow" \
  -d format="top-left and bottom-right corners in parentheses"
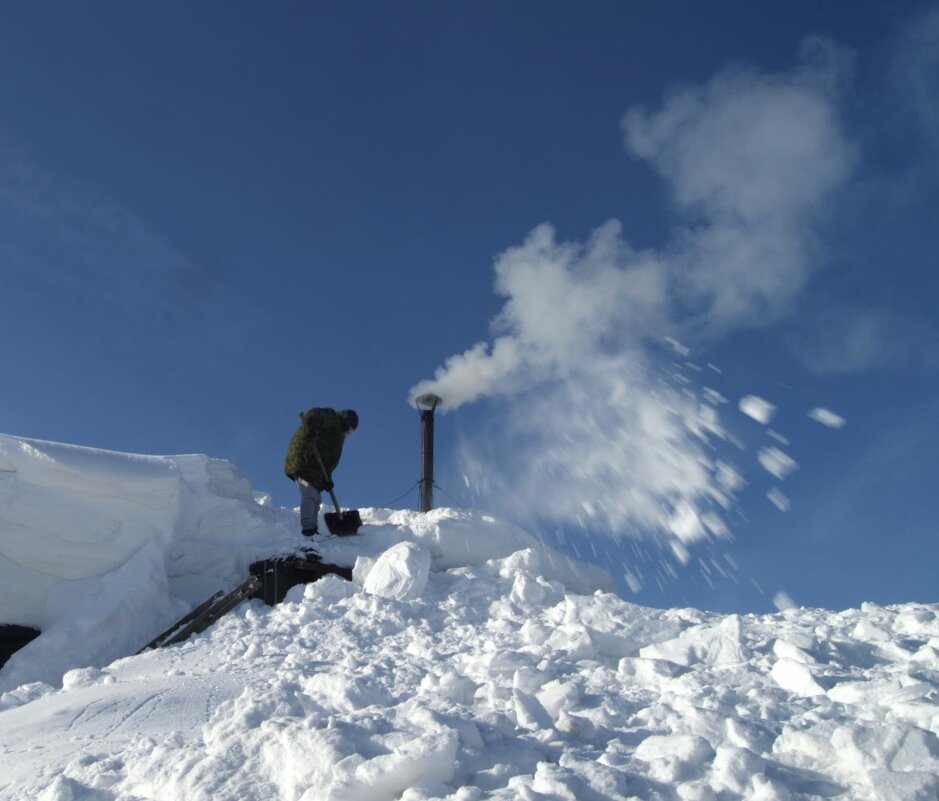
top-left (738, 395), bottom-right (777, 425)
top-left (1, 434), bottom-right (938, 801)
top-left (757, 447), bottom-right (799, 481)
top-left (808, 407), bottom-right (847, 428)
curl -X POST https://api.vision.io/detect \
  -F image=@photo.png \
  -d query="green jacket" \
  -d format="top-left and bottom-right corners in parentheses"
top-left (284, 407), bottom-right (346, 491)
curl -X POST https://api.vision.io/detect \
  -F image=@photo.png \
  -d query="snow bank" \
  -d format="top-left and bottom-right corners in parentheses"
top-left (2, 434), bottom-right (937, 800)
top-left (326, 506), bottom-right (611, 596)
top-left (1, 554), bottom-right (937, 800)
top-left (362, 541), bottom-right (432, 601)
top-left (0, 433), bottom-right (302, 690)
top-left (0, 434), bottom-right (298, 619)
top-left (0, 433), bottom-right (610, 692)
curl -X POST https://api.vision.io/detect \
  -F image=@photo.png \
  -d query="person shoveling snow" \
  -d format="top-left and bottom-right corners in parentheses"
top-left (284, 407), bottom-right (361, 537)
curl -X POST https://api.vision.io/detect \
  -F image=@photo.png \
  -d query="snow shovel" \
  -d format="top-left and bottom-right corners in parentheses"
top-left (310, 441), bottom-right (362, 536)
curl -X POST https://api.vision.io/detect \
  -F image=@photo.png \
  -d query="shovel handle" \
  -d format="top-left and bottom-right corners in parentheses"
top-left (309, 440), bottom-right (342, 513)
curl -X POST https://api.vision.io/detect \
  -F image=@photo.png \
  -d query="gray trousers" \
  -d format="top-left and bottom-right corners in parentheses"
top-left (296, 478), bottom-right (322, 531)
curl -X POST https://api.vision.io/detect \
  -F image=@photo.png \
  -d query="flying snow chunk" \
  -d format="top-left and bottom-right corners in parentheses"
top-left (664, 336), bottom-right (690, 356)
top-left (808, 407), bottom-right (846, 428)
top-left (702, 387), bottom-right (728, 406)
top-left (767, 488), bottom-right (790, 511)
top-left (670, 541), bottom-right (691, 565)
top-left (758, 447), bottom-right (798, 480)
top-left (739, 395), bottom-right (776, 424)
top-left (715, 461), bottom-right (745, 493)
top-left (624, 571), bottom-right (642, 593)
top-left (667, 501), bottom-right (706, 543)
top-left (773, 591), bottom-right (797, 611)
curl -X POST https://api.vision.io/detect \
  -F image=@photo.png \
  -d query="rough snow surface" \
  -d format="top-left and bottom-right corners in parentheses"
top-left (362, 541), bottom-right (431, 601)
top-left (0, 433), bottom-right (300, 690)
top-left (1, 434), bottom-right (938, 800)
top-left (1, 563), bottom-right (938, 800)
top-left (0, 434), bottom-right (608, 693)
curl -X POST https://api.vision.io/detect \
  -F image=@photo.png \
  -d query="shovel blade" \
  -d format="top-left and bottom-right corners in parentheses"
top-left (324, 509), bottom-right (362, 536)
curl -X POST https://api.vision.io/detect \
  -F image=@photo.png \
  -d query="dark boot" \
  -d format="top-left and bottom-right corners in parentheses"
top-left (302, 527), bottom-right (318, 538)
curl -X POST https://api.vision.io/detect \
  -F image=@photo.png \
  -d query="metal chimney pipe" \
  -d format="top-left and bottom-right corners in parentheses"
top-left (415, 394), bottom-right (442, 513)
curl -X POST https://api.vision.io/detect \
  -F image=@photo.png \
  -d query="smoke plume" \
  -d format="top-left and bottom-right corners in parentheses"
top-left (410, 38), bottom-right (854, 549)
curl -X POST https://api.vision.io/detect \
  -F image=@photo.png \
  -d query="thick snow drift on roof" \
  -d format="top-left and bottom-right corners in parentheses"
top-left (2, 434), bottom-right (938, 800)
top-left (0, 433), bottom-right (298, 614)
top-left (1, 554), bottom-right (937, 800)
top-left (0, 433), bottom-right (303, 690)
top-left (0, 433), bottom-right (610, 691)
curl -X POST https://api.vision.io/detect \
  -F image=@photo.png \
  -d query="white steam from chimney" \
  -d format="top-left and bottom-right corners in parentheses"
top-left (409, 37), bottom-right (854, 547)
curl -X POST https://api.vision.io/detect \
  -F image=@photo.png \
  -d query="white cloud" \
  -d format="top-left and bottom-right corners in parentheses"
top-left (789, 306), bottom-right (936, 375)
top-left (890, 4), bottom-right (939, 157)
top-left (783, 8), bottom-right (939, 380)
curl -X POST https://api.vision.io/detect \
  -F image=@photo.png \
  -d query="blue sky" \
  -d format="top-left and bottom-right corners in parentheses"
top-left (1, 2), bottom-right (937, 613)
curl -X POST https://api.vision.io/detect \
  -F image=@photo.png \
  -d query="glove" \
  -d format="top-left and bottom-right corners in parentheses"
top-left (322, 480), bottom-right (334, 492)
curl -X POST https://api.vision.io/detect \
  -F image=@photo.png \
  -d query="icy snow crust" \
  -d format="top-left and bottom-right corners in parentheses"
top-left (1, 435), bottom-right (938, 800)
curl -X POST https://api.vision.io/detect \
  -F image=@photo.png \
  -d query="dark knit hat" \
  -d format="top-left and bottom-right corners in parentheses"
top-left (340, 409), bottom-right (359, 432)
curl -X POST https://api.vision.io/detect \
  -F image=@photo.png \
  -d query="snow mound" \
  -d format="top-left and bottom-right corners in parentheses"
top-left (0, 434), bottom-right (298, 617)
top-left (0, 557), bottom-right (937, 800)
top-left (0, 434), bottom-right (611, 692)
top-left (1, 434), bottom-right (938, 800)
top-left (0, 433), bottom-right (300, 690)
top-left (362, 541), bottom-right (431, 600)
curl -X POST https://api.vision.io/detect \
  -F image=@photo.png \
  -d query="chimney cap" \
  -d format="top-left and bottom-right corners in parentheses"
top-left (415, 393), bottom-right (442, 411)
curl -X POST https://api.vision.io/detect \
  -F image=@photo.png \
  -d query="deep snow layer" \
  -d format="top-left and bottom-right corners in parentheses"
top-left (1, 549), bottom-right (937, 801)
top-left (0, 433), bottom-right (606, 693)
top-left (0, 432), bottom-right (296, 690)
top-left (1, 434), bottom-right (937, 800)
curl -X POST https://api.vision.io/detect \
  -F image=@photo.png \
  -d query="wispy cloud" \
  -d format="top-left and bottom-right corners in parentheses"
top-left (778, 6), bottom-right (939, 378)
top-left (789, 305), bottom-right (938, 375)
top-left (0, 137), bottom-right (241, 342)
top-left (778, 6), bottom-right (939, 380)
top-left (411, 38), bottom-right (855, 548)
top-left (889, 3), bottom-right (939, 160)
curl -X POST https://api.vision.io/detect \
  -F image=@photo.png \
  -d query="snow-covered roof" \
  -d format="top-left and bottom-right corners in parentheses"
top-left (1, 434), bottom-right (937, 800)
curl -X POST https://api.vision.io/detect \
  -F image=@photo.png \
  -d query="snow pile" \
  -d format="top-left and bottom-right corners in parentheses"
top-left (1, 434), bottom-right (937, 800)
top-left (0, 433), bottom-right (301, 690)
top-left (1, 554), bottom-right (937, 800)
top-left (0, 433), bottom-right (608, 693)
